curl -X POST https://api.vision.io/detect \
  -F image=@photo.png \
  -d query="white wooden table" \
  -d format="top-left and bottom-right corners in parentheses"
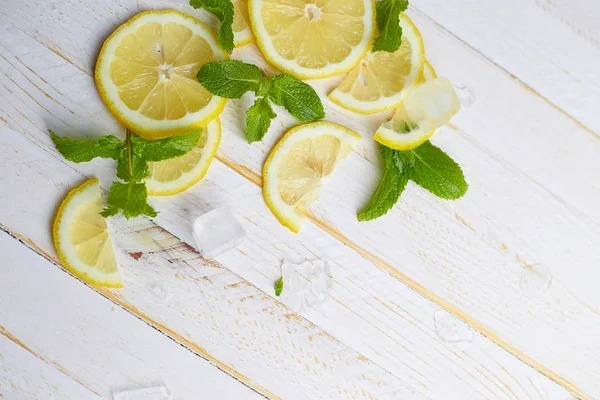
top-left (1, 0), bottom-right (598, 398)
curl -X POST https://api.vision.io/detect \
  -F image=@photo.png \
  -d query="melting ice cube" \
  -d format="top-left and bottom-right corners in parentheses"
top-left (519, 263), bottom-right (552, 297)
top-left (192, 207), bottom-right (246, 259)
top-left (453, 83), bottom-right (476, 107)
top-left (434, 309), bottom-right (474, 343)
top-left (113, 386), bottom-right (171, 400)
top-left (279, 260), bottom-right (333, 312)
top-left (403, 77), bottom-right (461, 132)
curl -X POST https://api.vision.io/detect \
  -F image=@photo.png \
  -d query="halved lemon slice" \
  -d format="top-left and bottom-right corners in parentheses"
top-left (53, 179), bottom-right (123, 288)
top-left (145, 118), bottom-right (221, 196)
top-left (263, 122), bottom-right (361, 233)
top-left (374, 77), bottom-right (461, 150)
top-left (95, 10), bottom-right (228, 139)
top-left (329, 13), bottom-right (425, 114)
top-left (248, 0), bottom-right (376, 79)
top-left (422, 60), bottom-right (437, 81)
top-left (233, 0), bottom-right (254, 47)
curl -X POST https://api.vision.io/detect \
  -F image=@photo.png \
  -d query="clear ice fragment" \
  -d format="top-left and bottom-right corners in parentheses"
top-left (113, 386), bottom-right (171, 400)
top-left (453, 83), bottom-right (476, 107)
top-left (434, 309), bottom-right (474, 343)
top-left (192, 207), bottom-right (246, 259)
top-left (147, 281), bottom-right (170, 302)
top-left (279, 260), bottom-right (333, 312)
top-left (403, 78), bottom-right (461, 132)
top-left (519, 263), bottom-right (552, 297)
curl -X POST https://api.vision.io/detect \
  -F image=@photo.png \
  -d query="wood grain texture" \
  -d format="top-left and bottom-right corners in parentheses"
top-left (0, 232), bottom-right (264, 400)
top-left (0, 0), bottom-right (597, 397)
top-left (0, 117), bottom-right (573, 399)
top-left (410, 0), bottom-right (600, 135)
top-left (0, 333), bottom-right (100, 399)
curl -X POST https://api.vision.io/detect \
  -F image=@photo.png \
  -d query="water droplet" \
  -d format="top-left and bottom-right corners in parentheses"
top-left (147, 282), bottom-right (170, 303)
top-left (519, 263), bottom-right (552, 296)
top-left (453, 83), bottom-right (476, 107)
top-left (434, 310), bottom-right (474, 343)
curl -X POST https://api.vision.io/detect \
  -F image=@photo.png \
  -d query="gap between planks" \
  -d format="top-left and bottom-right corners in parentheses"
top-left (0, 224), bottom-right (274, 400)
top-left (0, 14), bottom-right (588, 399)
top-left (408, 5), bottom-right (600, 141)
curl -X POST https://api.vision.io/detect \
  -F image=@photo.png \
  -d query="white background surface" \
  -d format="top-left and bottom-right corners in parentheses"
top-left (0, 0), bottom-right (598, 398)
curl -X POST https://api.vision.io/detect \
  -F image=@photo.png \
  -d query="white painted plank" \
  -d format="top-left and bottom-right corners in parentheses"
top-left (0, 333), bottom-right (100, 400)
top-left (409, 0), bottom-right (600, 136)
top-left (0, 232), bottom-right (265, 400)
top-left (0, 130), bottom-right (410, 399)
top-left (0, 0), bottom-right (594, 397)
top-left (0, 118), bottom-right (573, 398)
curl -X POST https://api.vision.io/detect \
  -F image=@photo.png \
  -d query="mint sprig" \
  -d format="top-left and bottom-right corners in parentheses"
top-left (373, 0), bottom-right (409, 53)
top-left (50, 129), bottom-right (201, 219)
top-left (190, 0), bottom-right (235, 54)
top-left (359, 141), bottom-right (467, 221)
top-left (198, 60), bottom-right (325, 143)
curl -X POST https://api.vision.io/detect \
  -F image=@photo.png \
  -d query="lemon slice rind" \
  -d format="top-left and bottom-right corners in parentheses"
top-left (329, 13), bottom-right (425, 114)
top-left (145, 118), bottom-right (221, 196)
top-left (95, 10), bottom-right (228, 139)
top-left (263, 122), bottom-right (361, 233)
top-left (53, 179), bottom-right (123, 288)
top-left (248, 0), bottom-right (376, 80)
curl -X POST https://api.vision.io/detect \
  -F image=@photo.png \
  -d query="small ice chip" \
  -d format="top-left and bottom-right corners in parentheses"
top-left (113, 386), bottom-right (171, 400)
top-left (193, 207), bottom-right (246, 259)
top-left (519, 263), bottom-right (552, 297)
top-left (434, 309), bottom-right (474, 343)
top-left (279, 260), bottom-right (333, 312)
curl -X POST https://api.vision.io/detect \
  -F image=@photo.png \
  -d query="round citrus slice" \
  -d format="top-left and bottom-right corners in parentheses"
top-left (145, 118), bottom-right (221, 196)
top-left (248, 0), bottom-right (376, 79)
top-left (263, 121), bottom-right (361, 233)
top-left (53, 179), bottom-right (123, 288)
top-left (373, 77), bottom-right (461, 150)
top-left (95, 10), bottom-right (228, 139)
top-left (233, 0), bottom-right (254, 47)
top-left (329, 13), bottom-right (425, 114)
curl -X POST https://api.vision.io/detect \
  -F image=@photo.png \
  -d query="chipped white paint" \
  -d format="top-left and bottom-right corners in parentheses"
top-left (0, 231), bottom-right (265, 400)
top-left (0, 0), bottom-right (598, 398)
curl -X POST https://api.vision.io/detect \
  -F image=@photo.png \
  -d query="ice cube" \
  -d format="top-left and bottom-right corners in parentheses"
top-left (453, 83), bottom-right (476, 107)
top-left (519, 263), bottom-right (552, 297)
top-left (192, 207), bottom-right (246, 259)
top-left (403, 78), bottom-right (461, 132)
top-left (113, 386), bottom-right (171, 400)
top-left (279, 260), bottom-right (333, 312)
top-left (434, 309), bottom-right (474, 343)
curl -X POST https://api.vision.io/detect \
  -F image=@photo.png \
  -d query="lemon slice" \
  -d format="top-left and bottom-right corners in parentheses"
top-left (53, 179), bottom-right (123, 288)
top-left (422, 60), bottom-right (437, 81)
top-left (95, 10), bottom-right (228, 139)
top-left (248, 0), bottom-right (375, 79)
top-left (233, 0), bottom-right (254, 47)
top-left (263, 122), bottom-right (361, 233)
top-left (329, 13), bottom-right (425, 114)
top-left (374, 77), bottom-right (461, 150)
top-left (145, 118), bottom-right (221, 196)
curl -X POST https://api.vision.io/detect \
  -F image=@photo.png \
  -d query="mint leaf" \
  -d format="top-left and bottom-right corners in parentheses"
top-left (198, 60), bottom-right (262, 98)
top-left (190, 0), bottom-right (235, 53)
top-left (268, 74), bottom-right (325, 122)
top-left (246, 97), bottom-right (276, 143)
top-left (116, 148), bottom-right (148, 182)
top-left (133, 130), bottom-right (201, 161)
top-left (373, 0), bottom-right (409, 53)
top-left (358, 145), bottom-right (408, 221)
top-left (101, 181), bottom-right (157, 219)
top-left (274, 276), bottom-right (284, 297)
top-left (408, 141), bottom-right (467, 199)
top-left (50, 131), bottom-right (121, 162)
